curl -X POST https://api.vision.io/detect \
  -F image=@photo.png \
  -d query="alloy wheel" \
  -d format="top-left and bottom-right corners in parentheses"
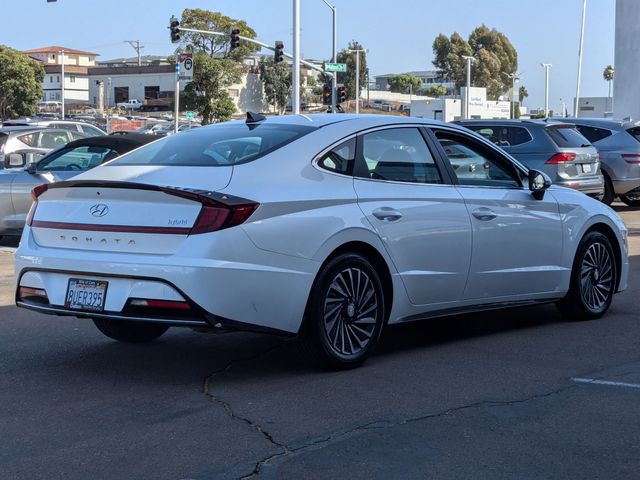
top-left (580, 242), bottom-right (614, 311)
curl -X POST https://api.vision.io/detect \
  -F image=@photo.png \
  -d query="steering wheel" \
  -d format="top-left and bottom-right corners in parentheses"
top-left (66, 164), bottom-right (82, 171)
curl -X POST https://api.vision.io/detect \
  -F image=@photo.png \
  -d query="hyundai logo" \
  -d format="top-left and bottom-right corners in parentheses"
top-left (89, 204), bottom-right (109, 217)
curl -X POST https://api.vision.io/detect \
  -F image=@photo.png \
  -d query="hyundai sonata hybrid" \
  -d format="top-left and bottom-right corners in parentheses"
top-left (14, 114), bottom-right (629, 368)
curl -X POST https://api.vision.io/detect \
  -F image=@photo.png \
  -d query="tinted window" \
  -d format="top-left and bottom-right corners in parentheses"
top-left (37, 131), bottom-right (69, 149)
top-left (359, 128), bottom-right (441, 184)
top-left (506, 127), bottom-right (533, 146)
top-left (80, 124), bottom-right (105, 137)
top-left (38, 145), bottom-right (118, 172)
top-left (628, 127), bottom-right (640, 143)
top-left (574, 125), bottom-right (613, 143)
top-left (546, 126), bottom-right (590, 148)
top-left (109, 123), bottom-right (315, 167)
top-left (435, 130), bottom-right (521, 188)
top-left (318, 137), bottom-right (356, 175)
top-left (467, 126), bottom-right (503, 145)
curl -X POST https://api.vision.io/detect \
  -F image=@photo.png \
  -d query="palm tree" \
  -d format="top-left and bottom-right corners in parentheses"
top-left (518, 86), bottom-right (528, 104)
top-left (603, 65), bottom-right (614, 115)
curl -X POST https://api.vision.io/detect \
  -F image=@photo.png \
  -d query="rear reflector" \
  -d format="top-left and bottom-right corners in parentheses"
top-left (622, 154), bottom-right (640, 164)
top-left (129, 299), bottom-right (191, 310)
top-left (546, 153), bottom-right (577, 164)
top-left (18, 286), bottom-right (47, 298)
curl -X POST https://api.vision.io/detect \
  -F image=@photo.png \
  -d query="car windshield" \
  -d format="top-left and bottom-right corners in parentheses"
top-left (38, 145), bottom-right (118, 172)
top-left (108, 123), bottom-right (316, 167)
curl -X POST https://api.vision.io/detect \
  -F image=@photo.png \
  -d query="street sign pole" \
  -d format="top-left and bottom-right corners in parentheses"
top-left (174, 61), bottom-right (180, 134)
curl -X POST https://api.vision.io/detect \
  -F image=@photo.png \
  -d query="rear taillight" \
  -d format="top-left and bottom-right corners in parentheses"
top-left (622, 154), bottom-right (640, 164)
top-left (546, 153), bottom-right (577, 164)
top-left (26, 184), bottom-right (49, 226)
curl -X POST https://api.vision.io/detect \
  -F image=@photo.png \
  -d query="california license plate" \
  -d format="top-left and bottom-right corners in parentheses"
top-left (582, 164), bottom-right (592, 173)
top-left (65, 278), bottom-right (108, 312)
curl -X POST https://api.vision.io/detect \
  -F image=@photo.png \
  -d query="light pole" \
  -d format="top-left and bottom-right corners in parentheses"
top-left (59, 49), bottom-right (65, 119)
top-left (462, 55), bottom-right (475, 120)
top-left (321, 0), bottom-right (337, 113)
top-left (505, 72), bottom-right (521, 119)
top-left (541, 63), bottom-right (552, 117)
top-left (292, 0), bottom-right (301, 115)
top-left (348, 47), bottom-right (367, 114)
top-left (575, 0), bottom-right (587, 117)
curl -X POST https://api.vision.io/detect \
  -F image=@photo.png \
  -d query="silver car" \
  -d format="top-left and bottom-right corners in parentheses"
top-left (0, 127), bottom-right (83, 169)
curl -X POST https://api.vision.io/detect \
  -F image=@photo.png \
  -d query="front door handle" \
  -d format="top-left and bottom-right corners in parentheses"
top-left (472, 207), bottom-right (497, 221)
top-left (372, 207), bottom-right (403, 222)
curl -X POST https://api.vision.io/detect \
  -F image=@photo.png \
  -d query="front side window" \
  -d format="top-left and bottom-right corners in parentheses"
top-left (434, 130), bottom-right (521, 188)
top-left (38, 146), bottom-right (117, 172)
top-left (467, 126), bottom-right (504, 145)
top-left (358, 127), bottom-right (442, 184)
top-left (317, 137), bottom-right (356, 175)
top-left (505, 127), bottom-right (533, 146)
top-left (109, 123), bottom-right (315, 167)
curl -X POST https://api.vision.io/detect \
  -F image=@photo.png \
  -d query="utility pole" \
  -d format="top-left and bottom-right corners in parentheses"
top-left (462, 55), bottom-right (475, 120)
top-left (541, 63), bottom-right (552, 117)
top-left (505, 72), bottom-right (520, 119)
top-left (348, 47), bottom-right (367, 114)
top-left (575, 0), bottom-right (587, 117)
top-left (321, 0), bottom-right (337, 113)
top-left (292, 0), bottom-right (301, 115)
top-left (60, 49), bottom-right (65, 119)
top-left (125, 40), bottom-right (144, 66)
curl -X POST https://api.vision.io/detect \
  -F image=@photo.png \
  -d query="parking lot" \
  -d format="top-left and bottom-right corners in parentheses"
top-left (1, 204), bottom-right (639, 479)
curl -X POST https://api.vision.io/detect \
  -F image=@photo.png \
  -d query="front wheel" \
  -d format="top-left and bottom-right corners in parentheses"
top-left (556, 231), bottom-right (616, 321)
top-left (93, 319), bottom-right (169, 343)
top-left (297, 253), bottom-right (386, 369)
top-left (619, 191), bottom-right (640, 207)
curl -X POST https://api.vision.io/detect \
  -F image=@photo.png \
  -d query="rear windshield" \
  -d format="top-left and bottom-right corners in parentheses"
top-left (546, 125), bottom-right (591, 148)
top-left (627, 127), bottom-right (640, 143)
top-left (108, 123), bottom-right (315, 167)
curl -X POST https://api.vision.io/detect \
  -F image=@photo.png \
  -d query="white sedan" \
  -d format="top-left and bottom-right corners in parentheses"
top-left (14, 114), bottom-right (629, 369)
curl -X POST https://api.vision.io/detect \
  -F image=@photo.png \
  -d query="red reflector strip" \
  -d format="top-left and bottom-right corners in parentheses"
top-left (622, 154), bottom-right (640, 164)
top-left (30, 220), bottom-right (192, 235)
top-left (130, 299), bottom-right (191, 310)
top-left (19, 286), bottom-right (47, 297)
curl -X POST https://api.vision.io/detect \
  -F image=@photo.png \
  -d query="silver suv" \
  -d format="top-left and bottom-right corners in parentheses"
top-left (2, 119), bottom-right (105, 137)
top-left (457, 119), bottom-right (603, 197)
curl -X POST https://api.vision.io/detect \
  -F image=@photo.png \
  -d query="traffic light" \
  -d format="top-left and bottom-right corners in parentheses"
top-left (274, 41), bottom-right (284, 64)
top-left (322, 84), bottom-right (332, 105)
top-left (230, 28), bottom-right (241, 51)
top-left (169, 16), bottom-right (180, 44)
top-left (337, 84), bottom-right (346, 103)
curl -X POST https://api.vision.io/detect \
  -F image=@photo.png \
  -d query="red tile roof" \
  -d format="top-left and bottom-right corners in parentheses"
top-left (23, 46), bottom-right (99, 57)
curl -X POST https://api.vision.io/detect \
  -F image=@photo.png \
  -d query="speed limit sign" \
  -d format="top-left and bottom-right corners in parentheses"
top-left (178, 53), bottom-right (194, 80)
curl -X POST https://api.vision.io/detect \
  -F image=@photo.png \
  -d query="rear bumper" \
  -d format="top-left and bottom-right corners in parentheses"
top-left (612, 178), bottom-right (640, 195)
top-left (555, 176), bottom-right (604, 195)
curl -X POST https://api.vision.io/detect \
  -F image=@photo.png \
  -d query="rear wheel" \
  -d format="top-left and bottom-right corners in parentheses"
top-left (599, 173), bottom-right (615, 206)
top-left (298, 253), bottom-right (386, 369)
top-left (619, 190), bottom-right (640, 207)
top-left (93, 319), bottom-right (169, 343)
top-left (556, 231), bottom-right (616, 321)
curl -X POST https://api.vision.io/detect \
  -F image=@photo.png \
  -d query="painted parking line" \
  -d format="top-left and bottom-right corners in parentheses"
top-left (571, 377), bottom-right (640, 390)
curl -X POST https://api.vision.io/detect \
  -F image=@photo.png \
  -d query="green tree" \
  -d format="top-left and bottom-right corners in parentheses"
top-left (423, 84), bottom-right (447, 97)
top-left (603, 64), bottom-right (614, 101)
top-left (0, 46), bottom-right (44, 119)
top-left (388, 74), bottom-right (422, 94)
top-left (518, 85), bottom-right (528, 104)
top-left (432, 25), bottom-right (518, 99)
top-left (259, 57), bottom-right (291, 114)
top-left (336, 41), bottom-right (368, 101)
top-left (181, 52), bottom-right (241, 124)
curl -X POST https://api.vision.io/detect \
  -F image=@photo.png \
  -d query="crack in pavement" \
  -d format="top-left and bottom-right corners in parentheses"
top-left (238, 383), bottom-right (577, 479)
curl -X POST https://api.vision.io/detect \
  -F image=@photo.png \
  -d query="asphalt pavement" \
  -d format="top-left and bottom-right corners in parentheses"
top-left (1, 207), bottom-right (640, 479)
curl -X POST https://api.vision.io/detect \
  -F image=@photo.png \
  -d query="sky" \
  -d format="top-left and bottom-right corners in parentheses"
top-left (6, 0), bottom-right (616, 114)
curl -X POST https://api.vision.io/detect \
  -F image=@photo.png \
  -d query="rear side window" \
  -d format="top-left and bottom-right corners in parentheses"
top-left (318, 138), bottom-right (356, 175)
top-left (546, 126), bottom-right (590, 148)
top-left (17, 133), bottom-right (36, 146)
top-left (80, 124), bottom-right (105, 137)
top-left (575, 125), bottom-right (613, 143)
top-left (110, 123), bottom-right (315, 167)
top-left (627, 127), bottom-right (640, 143)
top-left (467, 126), bottom-right (503, 145)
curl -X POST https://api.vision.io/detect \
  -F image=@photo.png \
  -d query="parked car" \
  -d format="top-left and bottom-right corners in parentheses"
top-left (14, 115), bottom-right (628, 369)
top-left (556, 118), bottom-right (640, 206)
top-left (457, 119), bottom-right (604, 198)
top-left (116, 99), bottom-right (143, 110)
top-left (2, 119), bottom-right (106, 137)
top-left (0, 126), bottom-right (83, 169)
top-left (0, 133), bottom-right (156, 237)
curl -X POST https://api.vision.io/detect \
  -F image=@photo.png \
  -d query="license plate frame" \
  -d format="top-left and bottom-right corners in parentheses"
top-left (64, 278), bottom-right (108, 312)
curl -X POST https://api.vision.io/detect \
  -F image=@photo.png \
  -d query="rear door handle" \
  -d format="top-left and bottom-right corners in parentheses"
top-left (472, 207), bottom-right (497, 221)
top-left (372, 207), bottom-right (403, 222)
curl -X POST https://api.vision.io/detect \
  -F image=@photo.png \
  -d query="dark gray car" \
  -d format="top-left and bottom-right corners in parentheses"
top-left (456, 119), bottom-right (603, 197)
top-left (557, 118), bottom-right (640, 205)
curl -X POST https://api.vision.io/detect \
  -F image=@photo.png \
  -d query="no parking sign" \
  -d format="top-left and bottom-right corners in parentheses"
top-left (178, 53), bottom-right (194, 80)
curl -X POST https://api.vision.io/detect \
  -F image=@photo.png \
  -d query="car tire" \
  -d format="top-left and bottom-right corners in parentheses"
top-left (556, 231), bottom-right (616, 321)
top-left (599, 173), bottom-right (615, 206)
top-left (93, 319), bottom-right (169, 343)
top-left (619, 191), bottom-right (640, 207)
top-left (297, 253), bottom-right (386, 369)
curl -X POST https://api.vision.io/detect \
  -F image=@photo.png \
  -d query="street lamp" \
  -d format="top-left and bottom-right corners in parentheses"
top-left (575, 0), bottom-right (587, 117)
top-left (59, 49), bottom-right (65, 119)
top-left (504, 72), bottom-right (521, 119)
top-left (321, 0), bottom-right (337, 113)
top-left (348, 47), bottom-right (368, 114)
top-left (462, 55), bottom-right (475, 120)
top-left (541, 63), bottom-right (553, 117)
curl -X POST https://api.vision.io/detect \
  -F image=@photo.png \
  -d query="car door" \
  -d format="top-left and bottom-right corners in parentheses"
top-left (353, 126), bottom-right (472, 307)
top-left (430, 127), bottom-right (564, 300)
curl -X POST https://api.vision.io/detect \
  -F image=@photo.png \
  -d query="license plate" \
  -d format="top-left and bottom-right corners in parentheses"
top-left (64, 278), bottom-right (108, 312)
top-left (582, 164), bottom-right (592, 173)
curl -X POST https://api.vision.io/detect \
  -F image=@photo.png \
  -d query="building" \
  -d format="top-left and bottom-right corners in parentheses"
top-left (410, 87), bottom-right (510, 122)
top-left (614, 0), bottom-right (639, 120)
top-left (374, 70), bottom-right (454, 92)
top-left (25, 46), bottom-right (98, 105)
top-left (575, 97), bottom-right (613, 118)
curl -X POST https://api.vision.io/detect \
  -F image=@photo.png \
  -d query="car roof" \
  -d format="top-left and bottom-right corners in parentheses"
top-left (221, 113), bottom-right (450, 129)
top-left (555, 117), bottom-right (640, 130)
top-left (61, 133), bottom-right (157, 151)
top-left (0, 126), bottom-right (46, 133)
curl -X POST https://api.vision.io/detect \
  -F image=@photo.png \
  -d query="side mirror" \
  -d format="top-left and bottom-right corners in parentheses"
top-left (7, 153), bottom-right (25, 168)
top-left (529, 169), bottom-right (552, 200)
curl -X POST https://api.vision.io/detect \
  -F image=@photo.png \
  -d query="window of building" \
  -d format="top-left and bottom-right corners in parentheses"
top-left (56, 75), bottom-right (60, 83)
top-left (144, 86), bottom-right (160, 100)
top-left (50, 76), bottom-right (53, 83)
top-left (228, 89), bottom-right (240, 98)
top-left (51, 54), bottom-right (56, 60)
top-left (70, 76), bottom-right (76, 83)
